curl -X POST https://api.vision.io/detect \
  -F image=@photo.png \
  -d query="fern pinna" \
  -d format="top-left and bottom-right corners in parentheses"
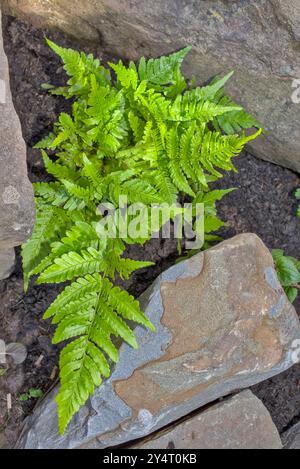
top-left (22, 40), bottom-right (262, 434)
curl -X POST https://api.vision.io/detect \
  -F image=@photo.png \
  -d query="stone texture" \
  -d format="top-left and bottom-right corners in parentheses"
top-left (2, 0), bottom-right (300, 172)
top-left (0, 431), bottom-right (7, 449)
top-left (130, 391), bottom-right (282, 450)
top-left (16, 234), bottom-right (300, 449)
top-left (0, 248), bottom-right (15, 279)
top-left (0, 8), bottom-right (34, 279)
top-left (282, 421), bottom-right (300, 449)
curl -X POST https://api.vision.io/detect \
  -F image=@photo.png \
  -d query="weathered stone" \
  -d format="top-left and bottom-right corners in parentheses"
top-left (0, 431), bottom-right (7, 449)
top-left (0, 248), bottom-right (15, 279)
top-left (130, 391), bottom-right (282, 449)
top-left (0, 8), bottom-right (34, 279)
top-left (16, 234), bottom-right (300, 449)
top-left (2, 0), bottom-right (300, 172)
top-left (282, 421), bottom-right (300, 449)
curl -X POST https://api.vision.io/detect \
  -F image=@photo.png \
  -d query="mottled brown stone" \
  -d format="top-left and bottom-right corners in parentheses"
top-left (114, 235), bottom-right (288, 417)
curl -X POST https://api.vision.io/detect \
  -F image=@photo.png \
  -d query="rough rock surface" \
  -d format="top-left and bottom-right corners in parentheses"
top-left (0, 248), bottom-right (15, 279)
top-left (0, 8), bottom-right (34, 279)
top-left (282, 421), bottom-right (300, 449)
top-left (16, 234), bottom-right (300, 449)
top-left (3, 0), bottom-right (300, 172)
top-left (130, 391), bottom-right (282, 449)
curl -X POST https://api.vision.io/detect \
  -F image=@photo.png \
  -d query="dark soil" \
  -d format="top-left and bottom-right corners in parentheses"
top-left (0, 15), bottom-right (299, 448)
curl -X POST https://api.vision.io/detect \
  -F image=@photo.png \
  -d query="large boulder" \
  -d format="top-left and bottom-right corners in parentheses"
top-left (2, 0), bottom-right (300, 172)
top-left (16, 234), bottom-right (300, 449)
top-left (130, 391), bottom-right (282, 450)
top-left (0, 8), bottom-right (34, 279)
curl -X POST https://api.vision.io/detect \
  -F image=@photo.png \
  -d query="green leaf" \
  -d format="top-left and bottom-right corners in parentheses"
top-left (296, 189), bottom-right (300, 217)
top-left (272, 250), bottom-right (300, 287)
top-left (19, 388), bottom-right (43, 401)
top-left (284, 286), bottom-right (298, 304)
top-left (28, 388), bottom-right (43, 398)
top-left (272, 249), bottom-right (285, 261)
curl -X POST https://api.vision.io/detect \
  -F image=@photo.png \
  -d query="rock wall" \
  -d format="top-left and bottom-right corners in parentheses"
top-left (0, 8), bottom-right (34, 279)
top-left (2, 0), bottom-right (300, 172)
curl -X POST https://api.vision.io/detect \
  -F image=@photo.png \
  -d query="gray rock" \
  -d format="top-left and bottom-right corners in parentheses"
top-left (0, 248), bottom-right (15, 279)
top-left (130, 391), bottom-right (282, 450)
top-left (282, 421), bottom-right (300, 449)
top-left (0, 8), bottom-right (34, 279)
top-left (2, 0), bottom-right (300, 172)
top-left (16, 234), bottom-right (300, 449)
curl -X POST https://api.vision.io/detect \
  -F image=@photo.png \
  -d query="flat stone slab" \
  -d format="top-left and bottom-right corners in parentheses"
top-left (130, 391), bottom-right (282, 449)
top-left (282, 421), bottom-right (300, 449)
top-left (0, 8), bottom-right (34, 278)
top-left (17, 234), bottom-right (300, 449)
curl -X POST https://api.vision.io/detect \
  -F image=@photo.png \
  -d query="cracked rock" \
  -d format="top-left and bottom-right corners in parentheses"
top-left (16, 234), bottom-right (300, 449)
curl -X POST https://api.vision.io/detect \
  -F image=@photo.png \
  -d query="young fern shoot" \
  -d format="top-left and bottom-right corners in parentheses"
top-left (22, 40), bottom-right (262, 434)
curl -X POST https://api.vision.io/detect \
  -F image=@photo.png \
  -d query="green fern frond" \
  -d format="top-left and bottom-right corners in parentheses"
top-left (37, 247), bottom-right (107, 284)
top-left (212, 92), bottom-right (261, 134)
top-left (110, 178), bottom-right (163, 205)
top-left (62, 180), bottom-right (94, 205)
top-left (167, 127), bottom-right (195, 196)
top-left (46, 39), bottom-right (111, 97)
top-left (103, 280), bottom-right (155, 331)
top-left (21, 206), bottom-right (67, 291)
top-left (46, 39), bottom-right (83, 78)
top-left (138, 47), bottom-right (191, 87)
top-left (199, 71), bottom-right (234, 100)
top-left (43, 273), bottom-right (103, 319)
top-left (115, 257), bottom-right (155, 280)
top-left (34, 133), bottom-right (55, 149)
top-left (109, 61), bottom-right (138, 90)
top-left (128, 111), bottom-right (145, 142)
top-left (34, 182), bottom-right (85, 211)
top-left (41, 150), bottom-right (77, 181)
top-left (52, 274), bottom-right (154, 434)
top-left (21, 210), bottom-right (49, 291)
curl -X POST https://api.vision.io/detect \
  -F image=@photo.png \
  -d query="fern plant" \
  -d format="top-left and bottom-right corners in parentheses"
top-left (22, 40), bottom-right (262, 434)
